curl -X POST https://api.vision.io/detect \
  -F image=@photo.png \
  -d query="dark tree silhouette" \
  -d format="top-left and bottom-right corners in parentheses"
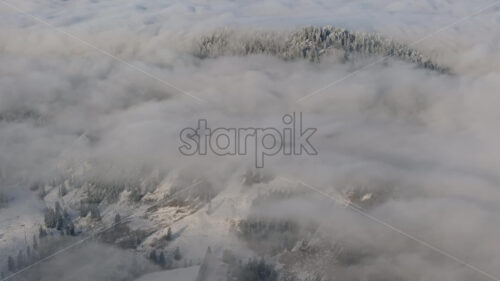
top-left (158, 251), bottom-right (166, 268)
top-left (7, 256), bottom-right (15, 272)
top-left (33, 235), bottom-right (38, 250)
top-left (174, 247), bottom-right (182, 260)
top-left (16, 250), bottom-right (24, 270)
top-left (166, 227), bottom-right (172, 241)
top-left (114, 213), bottom-right (121, 225)
top-left (149, 250), bottom-right (157, 263)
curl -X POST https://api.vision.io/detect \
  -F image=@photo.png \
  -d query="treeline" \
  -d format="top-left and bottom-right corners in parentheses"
top-left (195, 26), bottom-right (448, 72)
top-left (196, 248), bottom-right (278, 281)
top-left (227, 258), bottom-right (278, 281)
top-left (148, 246), bottom-right (186, 270)
top-left (238, 218), bottom-right (304, 256)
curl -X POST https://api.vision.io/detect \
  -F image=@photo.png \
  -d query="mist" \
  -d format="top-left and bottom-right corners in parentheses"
top-left (1, 0), bottom-right (500, 280)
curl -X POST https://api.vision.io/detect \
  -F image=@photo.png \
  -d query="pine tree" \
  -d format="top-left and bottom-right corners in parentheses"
top-left (114, 213), bottom-right (121, 225)
top-left (174, 247), bottom-right (182, 261)
top-left (90, 206), bottom-right (101, 220)
top-left (158, 252), bottom-right (166, 268)
top-left (44, 208), bottom-right (56, 228)
top-left (16, 250), bottom-right (24, 270)
top-left (56, 214), bottom-right (64, 231)
top-left (55, 202), bottom-right (62, 216)
top-left (65, 222), bottom-right (75, 236)
top-left (33, 235), bottom-right (38, 250)
top-left (80, 200), bottom-right (89, 217)
top-left (38, 226), bottom-right (47, 239)
top-left (59, 185), bottom-right (67, 197)
top-left (26, 246), bottom-right (31, 260)
top-left (235, 258), bottom-right (278, 281)
top-left (38, 186), bottom-right (46, 199)
top-left (166, 227), bottom-right (172, 241)
top-left (149, 250), bottom-right (157, 263)
top-left (7, 256), bottom-right (15, 272)
top-left (0, 189), bottom-right (7, 208)
top-left (63, 210), bottom-right (70, 220)
top-left (207, 200), bottom-right (212, 214)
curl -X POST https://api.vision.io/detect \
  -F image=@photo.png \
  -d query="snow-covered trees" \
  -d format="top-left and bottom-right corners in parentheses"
top-left (226, 258), bottom-right (278, 281)
top-left (44, 202), bottom-right (77, 232)
top-left (80, 199), bottom-right (101, 221)
top-left (238, 218), bottom-right (309, 255)
top-left (194, 26), bottom-right (447, 72)
top-left (79, 200), bottom-right (92, 218)
top-left (148, 248), bottom-right (178, 269)
top-left (44, 208), bottom-right (57, 228)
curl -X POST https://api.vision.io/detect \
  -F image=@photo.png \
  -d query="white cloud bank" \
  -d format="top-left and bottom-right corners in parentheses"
top-left (1, 0), bottom-right (500, 280)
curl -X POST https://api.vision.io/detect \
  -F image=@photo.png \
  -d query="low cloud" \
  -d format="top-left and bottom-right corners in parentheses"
top-left (1, 0), bottom-right (500, 280)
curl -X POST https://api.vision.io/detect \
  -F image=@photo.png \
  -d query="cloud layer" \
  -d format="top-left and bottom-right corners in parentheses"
top-left (1, 0), bottom-right (500, 280)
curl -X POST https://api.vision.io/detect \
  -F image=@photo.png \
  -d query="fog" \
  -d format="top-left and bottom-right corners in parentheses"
top-left (1, 0), bottom-right (500, 280)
